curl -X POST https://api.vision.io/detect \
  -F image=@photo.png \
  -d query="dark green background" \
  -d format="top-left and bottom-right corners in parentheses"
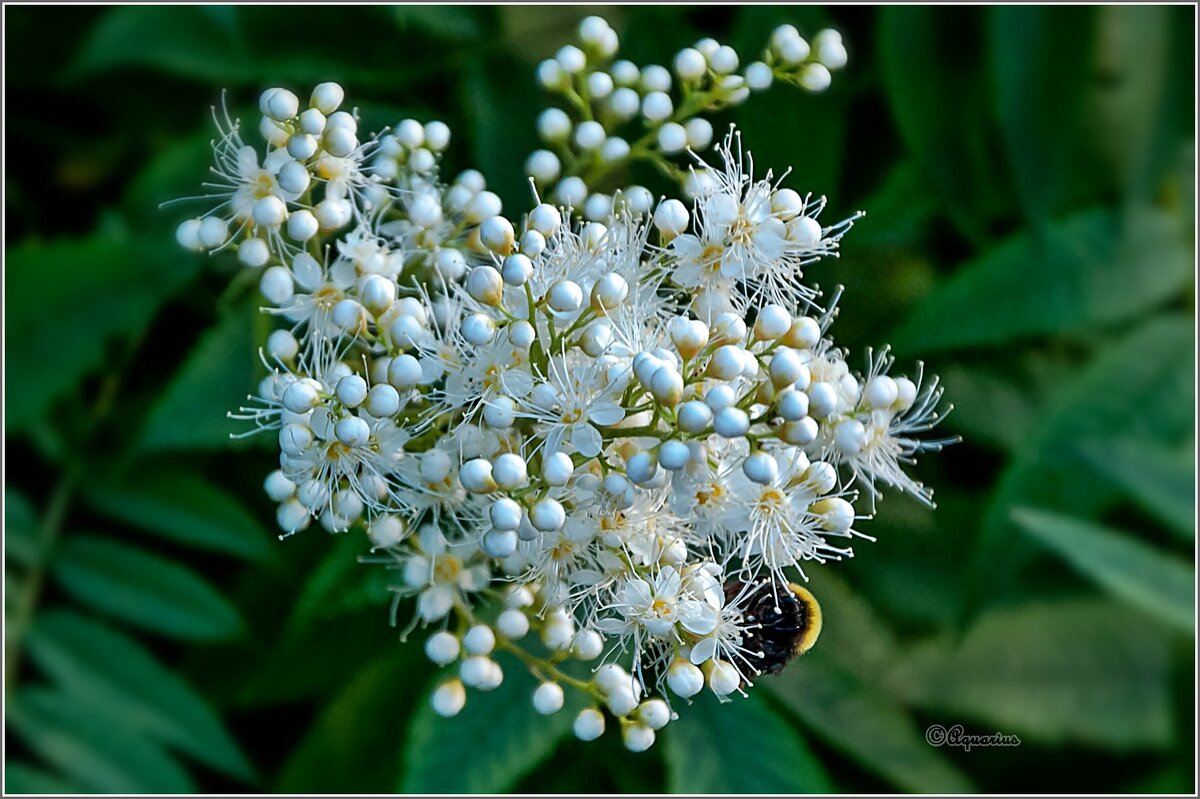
top-left (4, 5), bottom-right (1196, 794)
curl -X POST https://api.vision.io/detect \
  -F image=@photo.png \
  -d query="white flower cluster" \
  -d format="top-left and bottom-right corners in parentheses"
top-left (174, 17), bottom-right (952, 753)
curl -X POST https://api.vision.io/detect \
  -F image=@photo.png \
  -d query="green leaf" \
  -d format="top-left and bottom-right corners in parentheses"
top-left (769, 660), bottom-right (973, 793)
top-left (935, 365), bottom-right (1039, 452)
top-left (276, 651), bottom-right (430, 792)
top-left (69, 6), bottom-right (250, 82)
top-left (4, 762), bottom-right (80, 794)
top-left (892, 207), bottom-right (1194, 355)
top-left (878, 7), bottom-right (1004, 240)
top-left (52, 535), bottom-right (244, 641)
top-left (971, 317), bottom-right (1194, 605)
top-left (989, 7), bottom-right (1098, 223)
top-left (1079, 438), bottom-right (1195, 540)
top-left (7, 687), bottom-right (195, 793)
top-left (664, 691), bottom-right (832, 793)
top-left (394, 5), bottom-right (481, 41)
top-left (137, 298), bottom-right (264, 453)
top-left (851, 160), bottom-right (938, 250)
top-left (889, 599), bottom-right (1173, 748)
top-left (4, 488), bottom-right (40, 569)
top-left (460, 54), bottom-right (544, 204)
top-left (1013, 508), bottom-right (1194, 632)
top-left (401, 653), bottom-right (579, 792)
top-left (289, 531), bottom-right (391, 627)
top-left (1090, 6), bottom-right (1195, 203)
top-left (26, 610), bottom-right (255, 781)
top-left (3, 225), bottom-right (182, 430)
top-left (84, 467), bottom-right (274, 562)
top-left (764, 570), bottom-right (973, 793)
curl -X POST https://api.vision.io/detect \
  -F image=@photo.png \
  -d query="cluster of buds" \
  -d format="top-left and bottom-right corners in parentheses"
top-left (174, 16), bottom-right (952, 753)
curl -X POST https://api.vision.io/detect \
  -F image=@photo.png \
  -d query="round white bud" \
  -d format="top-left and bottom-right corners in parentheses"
top-left (263, 470), bottom-right (297, 502)
top-left (258, 267), bottom-right (292, 304)
top-left (623, 723), bottom-right (655, 753)
top-left (658, 440), bottom-right (691, 470)
top-left (496, 608), bottom-right (530, 639)
top-left (573, 708), bottom-right (606, 741)
top-left (807, 381), bottom-right (839, 418)
top-left (742, 452), bottom-right (780, 485)
top-left (198, 216), bottom-right (230, 249)
top-left (573, 120), bottom-right (606, 151)
top-left (815, 29), bottom-right (848, 70)
top-left (464, 190), bottom-right (503, 224)
top-left (542, 451), bottom-right (574, 486)
top-left (557, 44), bottom-right (586, 73)
top-left (532, 681), bottom-right (565, 715)
top-left (745, 61), bottom-right (774, 90)
top-left (331, 298), bottom-right (364, 333)
top-left (657, 122), bottom-right (688, 154)
top-left (527, 203), bottom-right (561, 238)
top-left (649, 366), bottom-right (684, 406)
top-left (299, 107), bottom-right (326, 136)
top-left (252, 195), bottom-right (287, 228)
top-left (781, 417), bottom-right (819, 445)
top-left (334, 416), bottom-right (370, 448)
top-left (674, 47), bottom-right (707, 80)
top-left (431, 680), bottom-right (467, 717)
top-left (309, 82), bottom-right (344, 114)
top-left (465, 265), bottom-right (504, 306)
top-left (677, 400), bottom-right (713, 433)
top-left (492, 452), bottom-right (528, 489)
top-left (525, 149), bottom-right (561, 183)
top-left (572, 629), bottom-right (604, 660)
top-left (704, 384), bottom-right (737, 412)
top-left (461, 313), bottom-right (496, 347)
top-left (282, 380), bottom-right (320, 414)
top-left (769, 348), bottom-right (808, 388)
top-left (641, 64), bottom-right (672, 92)
top-left (336, 374), bottom-right (368, 408)
top-left (323, 126), bottom-right (358, 158)
top-left (625, 451), bottom-right (659, 486)
top-left (778, 34), bottom-right (811, 65)
top-left (479, 215), bottom-right (515, 254)
top-left (537, 108), bottom-right (572, 141)
top-left (583, 193), bottom-right (613, 222)
top-left (489, 497), bottom-right (523, 532)
top-left (548, 280), bottom-right (583, 312)
top-left (537, 58), bottom-right (567, 90)
top-left (641, 91), bottom-right (673, 122)
top-left (387, 354), bottom-right (422, 388)
top-left (286, 132), bottom-right (318, 161)
top-left (667, 659), bottom-right (704, 698)
top-left (653, 199), bottom-right (689, 237)
top-left (285, 209), bottom-right (318, 242)
top-left (482, 396), bottom-right (516, 429)
top-left (459, 458), bottom-right (497, 493)
top-left (463, 624), bottom-right (496, 656)
top-left (175, 218), bottom-right (203, 251)
top-left (238, 237), bottom-right (270, 268)
top-left (709, 345), bottom-right (746, 380)
top-left (865, 375), bottom-right (899, 410)
top-left (776, 388), bottom-right (810, 421)
top-left (799, 62), bottom-right (832, 92)
top-left (835, 418), bottom-right (867, 456)
top-left (755, 305), bottom-right (792, 340)
top-left (684, 117), bottom-right (714, 150)
top-left (710, 312), bottom-right (747, 344)
top-left (709, 45), bottom-right (738, 74)
top-left (277, 158), bottom-right (312, 195)
top-left (365, 384), bottom-right (400, 418)
top-left (425, 631), bottom-right (461, 665)
top-left (555, 176), bottom-right (588, 207)
top-left (812, 497), bottom-right (856, 533)
top-left (608, 87), bottom-right (640, 119)
top-left (530, 498), bottom-right (566, 531)
top-left (586, 71), bottom-right (614, 99)
top-left (482, 528), bottom-right (518, 559)
top-left (638, 699), bottom-right (671, 730)
top-left (707, 660), bottom-right (740, 695)
top-left (508, 320), bottom-right (536, 349)
top-left (894, 377), bottom-right (918, 410)
top-left (713, 407), bottom-right (750, 438)
top-left (266, 329), bottom-right (299, 362)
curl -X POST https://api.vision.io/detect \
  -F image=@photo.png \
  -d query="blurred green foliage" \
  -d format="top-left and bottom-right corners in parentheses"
top-left (3, 5), bottom-right (1195, 794)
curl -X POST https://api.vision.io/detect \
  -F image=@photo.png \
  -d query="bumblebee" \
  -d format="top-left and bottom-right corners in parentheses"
top-left (727, 579), bottom-right (823, 676)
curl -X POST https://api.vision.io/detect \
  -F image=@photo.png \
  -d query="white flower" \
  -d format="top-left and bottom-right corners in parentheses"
top-left (512, 353), bottom-right (624, 457)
